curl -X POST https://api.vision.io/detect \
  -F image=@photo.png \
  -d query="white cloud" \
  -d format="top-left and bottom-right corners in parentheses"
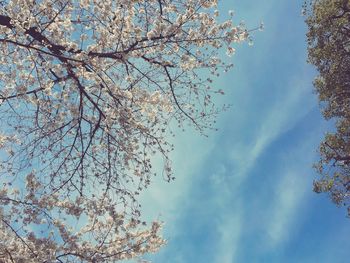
top-left (262, 130), bottom-right (322, 249)
top-left (138, 126), bottom-right (217, 225)
top-left (210, 73), bottom-right (318, 261)
top-left (229, 74), bottom-right (315, 182)
top-left (214, 207), bottom-right (243, 263)
top-left (265, 171), bottom-right (308, 247)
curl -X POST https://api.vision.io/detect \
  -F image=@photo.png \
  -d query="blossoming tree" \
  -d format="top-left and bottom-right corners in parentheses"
top-left (0, 0), bottom-right (249, 261)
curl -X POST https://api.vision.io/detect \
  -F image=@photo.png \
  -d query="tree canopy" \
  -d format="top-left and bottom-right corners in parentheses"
top-left (306, 0), bottom-right (350, 216)
top-left (0, 0), bottom-right (249, 261)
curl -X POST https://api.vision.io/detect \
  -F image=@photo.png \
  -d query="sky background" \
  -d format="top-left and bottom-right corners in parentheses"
top-left (137, 1), bottom-right (350, 262)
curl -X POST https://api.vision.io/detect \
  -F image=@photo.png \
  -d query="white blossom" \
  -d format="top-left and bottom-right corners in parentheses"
top-left (0, 0), bottom-right (250, 261)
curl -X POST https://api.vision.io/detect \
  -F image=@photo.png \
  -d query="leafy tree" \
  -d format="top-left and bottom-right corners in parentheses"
top-left (0, 0), bottom-right (248, 261)
top-left (306, 0), bottom-right (350, 216)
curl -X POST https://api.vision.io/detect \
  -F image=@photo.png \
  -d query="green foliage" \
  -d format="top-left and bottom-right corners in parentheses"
top-left (306, 0), bottom-right (350, 216)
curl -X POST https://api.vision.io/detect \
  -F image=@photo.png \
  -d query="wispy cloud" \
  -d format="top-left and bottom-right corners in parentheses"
top-left (209, 73), bottom-right (317, 262)
top-left (262, 127), bottom-right (322, 250)
top-left (214, 208), bottom-right (243, 263)
top-left (139, 128), bottom-right (217, 224)
top-left (265, 170), bottom-right (309, 247)
top-left (229, 73), bottom-right (316, 182)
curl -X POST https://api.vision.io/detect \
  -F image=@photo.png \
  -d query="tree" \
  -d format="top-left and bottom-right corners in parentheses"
top-left (0, 0), bottom-right (249, 261)
top-left (305, 0), bottom-right (350, 216)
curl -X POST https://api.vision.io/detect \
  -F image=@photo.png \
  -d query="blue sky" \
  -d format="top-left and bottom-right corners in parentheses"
top-left (138, 1), bottom-right (350, 263)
